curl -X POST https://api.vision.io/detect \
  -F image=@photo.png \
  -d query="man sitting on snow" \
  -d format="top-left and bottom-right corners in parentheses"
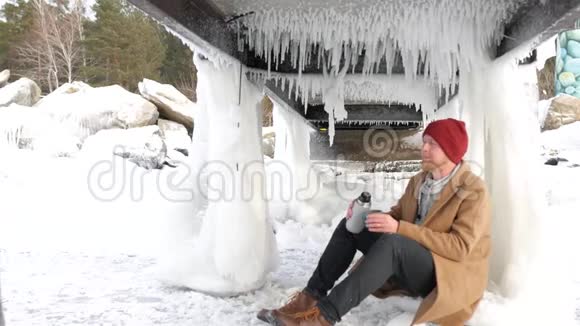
top-left (257, 118), bottom-right (491, 326)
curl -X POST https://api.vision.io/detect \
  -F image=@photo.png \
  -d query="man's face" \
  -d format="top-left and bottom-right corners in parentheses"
top-left (421, 134), bottom-right (450, 171)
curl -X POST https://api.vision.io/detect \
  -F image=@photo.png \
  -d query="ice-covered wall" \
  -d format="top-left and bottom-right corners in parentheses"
top-left (556, 30), bottom-right (580, 98)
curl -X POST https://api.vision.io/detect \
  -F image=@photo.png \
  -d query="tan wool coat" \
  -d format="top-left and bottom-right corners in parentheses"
top-left (384, 162), bottom-right (491, 326)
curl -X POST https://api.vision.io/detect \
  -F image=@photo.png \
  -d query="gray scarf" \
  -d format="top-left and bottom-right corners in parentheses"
top-left (416, 163), bottom-right (461, 224)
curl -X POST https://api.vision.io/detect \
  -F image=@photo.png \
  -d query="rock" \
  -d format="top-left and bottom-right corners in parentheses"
top-left (537, 57), bottom-right (555, 100)
top-left (0, 78), bottom-right (41, 107)
top-left (35, 81), bottom-right (92, 107)
top-left (564, 58), bottom-right (580, 76)
top-left (262, 126), bottom-right (275, 158)
top-left (0, 69), bottom-right (9, 87)
top-left (556, 80), bottom-right (562, 93)
top-left (37, 84), bottom-right (159, 138)
top-left (81, 125), bottom-right (167, 169)
top-left (559, 72), bottom-right (576, 87)
top-left (560, 32), bottom-right (568, 47)
top-left (570, 164), bottom-right (580, 168)
top-left (138, 79), bottom-right (194, 132)
top-left (557, 157), bottom-right (569, 162)
top-left (561, 48), bottom-right (568, 60)
top-left (542, 94), bottom-right (580, 131)
top-left (565, 86), bottom-right (576, 95)
top-left (566, 30), bottom-right (580, 42)
top-left (157, 119), bottom-right (191, 156)
top-left (556, 56), bottom-right (564, 74)
top-left (544, 158), bottom-right (558, 166)
top-left (164, 148), bottom-right (188, 167)
top-left (568, 40), bottom-right (580, 58)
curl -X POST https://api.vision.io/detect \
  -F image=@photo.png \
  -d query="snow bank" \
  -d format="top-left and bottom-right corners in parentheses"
top-left (540, 121), bottom-right (580, 152)
top-left (80, 126), bottom-right (167, 170)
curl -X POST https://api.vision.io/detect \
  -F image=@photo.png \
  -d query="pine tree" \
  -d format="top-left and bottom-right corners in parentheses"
top-left (159, 29), bottom-right (196, 100)
top-left (84, 0), bottom-right (166, 91)
top-left (0, 0), bottom-right (35, 70)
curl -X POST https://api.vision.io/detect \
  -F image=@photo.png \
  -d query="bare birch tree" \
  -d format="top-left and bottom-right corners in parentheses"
top-left (14, 0), bottom-right (85, 92)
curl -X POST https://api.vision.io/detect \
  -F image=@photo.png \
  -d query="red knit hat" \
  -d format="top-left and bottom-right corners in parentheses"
top-left (423, 118), bottom-right (468, 164)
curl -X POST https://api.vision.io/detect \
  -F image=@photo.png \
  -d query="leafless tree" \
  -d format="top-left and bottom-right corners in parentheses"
top-left (15, 0), bottom-right (85, 92)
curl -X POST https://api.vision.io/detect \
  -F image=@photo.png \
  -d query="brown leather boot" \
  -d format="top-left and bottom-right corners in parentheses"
top-left (272, 306), bottom-right (333, 326)
top-left (257, 291), bottom-right (318, 323)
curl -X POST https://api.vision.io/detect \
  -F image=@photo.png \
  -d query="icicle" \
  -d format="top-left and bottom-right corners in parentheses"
top-left (246, 68), bottom-right (438, 116)
top-left (238, 0), bottom-right (522, 90)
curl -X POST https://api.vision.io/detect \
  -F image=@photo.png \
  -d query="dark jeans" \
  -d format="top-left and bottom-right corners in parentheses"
top-left (305, 218), bottom-right (436, 323)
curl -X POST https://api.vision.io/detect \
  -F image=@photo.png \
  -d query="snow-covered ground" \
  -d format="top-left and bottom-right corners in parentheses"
top-left (1, 117), bottom-right (580, 326)
top-left (0, 152), bottom-right (421, 325)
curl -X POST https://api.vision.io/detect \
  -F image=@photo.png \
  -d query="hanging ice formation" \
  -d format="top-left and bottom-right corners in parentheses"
top-left (247, 69), bottom-right (439, 127)
top-left (159, 54), bottom-right (278, 295)
top-left (237, 0), bottom-right (525, 142)
top-left (270, 99), bottom-right (316, 222)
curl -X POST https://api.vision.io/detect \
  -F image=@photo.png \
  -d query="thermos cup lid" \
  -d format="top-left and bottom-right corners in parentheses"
top-left (359, 191), bottom-right (371, 203)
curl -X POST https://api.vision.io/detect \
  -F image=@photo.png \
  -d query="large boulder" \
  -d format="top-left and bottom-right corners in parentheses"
top-left (542, 94), bottom-right (580, 131)
top-left (81, 125), bottom-right (167, 169)
top-left (34, 81), bottom-right (92, 107)
top-left (537, 57), bottom-right (555, 100)
top-left (0, 78), bottom-right (41, 107)
top-left (157, 119), bottom-right (191, 156)
top-left (38, 84), bottom-right (159, 139)
top-left (0, 69), bottom-right (9, 87)
top-left (138, 78), bottom-right (194, 132)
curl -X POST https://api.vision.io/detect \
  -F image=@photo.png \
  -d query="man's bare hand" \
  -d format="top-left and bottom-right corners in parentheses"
top-left (366, 212), bottom-right (399, 233)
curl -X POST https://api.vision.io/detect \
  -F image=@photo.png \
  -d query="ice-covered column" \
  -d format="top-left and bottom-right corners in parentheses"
top-left (459, 68), bottom-right (486, 174)
top-left (270, 100), bottom-right (315, 223)
top-left (461, 56), bottom-right (574, 325)
top-left (160, 55), bottom-right (278, 296)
